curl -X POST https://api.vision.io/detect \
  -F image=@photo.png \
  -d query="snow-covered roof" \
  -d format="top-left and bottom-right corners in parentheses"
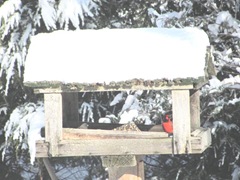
top-left (24, 27), bottom-right (213, 92)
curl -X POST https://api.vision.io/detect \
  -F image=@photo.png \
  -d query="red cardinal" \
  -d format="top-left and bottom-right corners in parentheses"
top-left (162, 115), bottom-right (173, 133)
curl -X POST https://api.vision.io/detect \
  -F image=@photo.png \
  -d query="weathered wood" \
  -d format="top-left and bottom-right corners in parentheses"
top-left (41, 124), bottom-right (166, 137)
top-left (33, 84), bottom-right (195, 94)
top-left (172, 90), bottom-right (191, 154)
top-left (59, 139), bottom-right (172, 156)
top-left (37, 158), bottom-right (44, 180)
top-left (44, 93), bottom-right (63, 156)
top-left (191, 128), bottom-right (212, 153)
top-left (42, 158), bottom-right (58, 180)
top-left (36, 138), bottom-right (171, 157)
top-left (36, 128), bottom-right (210, 157)
top-left (35, 139), bottom-right (203, 157)
top-left (62, 128), bottom-right (168, 140)
top-left (137, 156), bottom-right (145, 180)
top-left (108, 156), bottom-right (144, 180)
top-left (190, 90), bottom-right (200, 131)
top-left (62, 92), bottom-right (79, 126)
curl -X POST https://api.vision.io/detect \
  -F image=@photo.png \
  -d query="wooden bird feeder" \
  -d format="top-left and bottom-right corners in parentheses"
top-left (24, 27), bottom-right (215, 179)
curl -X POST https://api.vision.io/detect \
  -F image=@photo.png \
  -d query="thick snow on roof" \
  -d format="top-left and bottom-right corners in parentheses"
top-left (24, 27), bottom-right (210, 84)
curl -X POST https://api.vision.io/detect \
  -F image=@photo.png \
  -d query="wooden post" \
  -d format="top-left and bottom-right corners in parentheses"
top-left (172, 90), bottom-right (191, 154)
top-left (190, 90), bottom-right (200, 131)
top-left (42, 158), bottom-right (58, 180)
top-left (44, 93), bottom-right (63, 156)
top-left (108, 156), bottom-right (144, 180)
top-left (62, 92), bottom-right (79, 127)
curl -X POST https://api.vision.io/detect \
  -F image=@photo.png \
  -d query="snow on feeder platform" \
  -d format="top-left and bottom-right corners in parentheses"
top-left (24, 27), bottom-right (214, 179)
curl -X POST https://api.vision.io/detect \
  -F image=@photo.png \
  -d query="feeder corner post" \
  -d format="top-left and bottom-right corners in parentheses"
top-left (44, 93), bottom-right (63, 156)
top-left (190, 89), bottom-right (201, 131)
top-left (172, 89), bottom-right (191, 154)
top-left (108, 156), bottom-right (145, 180)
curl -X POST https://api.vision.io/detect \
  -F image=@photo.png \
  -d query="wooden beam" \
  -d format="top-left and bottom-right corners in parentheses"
top-left (191, 128), bottom-right (211, 153)
top-left (190, 90), bottom-right (200, 131)
top-left (42, 158), bottom-right (58, 180)
top-left (62, 128), bottom-right (169, 140)
top-left (41, 124), bottom-right (167, 138)
top-left (108, 156), bottom-right (144, 180)
top-left (59, 139), bottom-right (172, 156)
top-left (36, 127), bottom-right (210, 157)
top-left (34, 84), bottom-right (195, 94)
top-left (172, 90), bottom-right (191, 154)
top-left (35, 138), bottom-right (205, 158)
top-left (36, 138), bottom-right (172, 157)
top-left (44, 93), bottom-right (63, 156)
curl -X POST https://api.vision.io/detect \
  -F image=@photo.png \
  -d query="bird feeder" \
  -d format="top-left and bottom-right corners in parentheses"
top-left (24, 27), bottom-right (215, 179)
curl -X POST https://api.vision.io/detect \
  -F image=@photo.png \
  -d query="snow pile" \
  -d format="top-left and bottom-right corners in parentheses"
top-left (232, 165), bottom-right (240, 180)
top-left (201, 75), bottom-right (240, 118)
top-left (148, 8), bottom-right (183, 28)
top-left (208, 11), bottom-right (240, 38)
top-left (98, 90), bottom-right (168, 125)
top-left (2, 102), bottom-right (44, 165)
top-left (24, 27), bottom-right (210, 84)
top-left (205, 75), bottom-right (240, 92)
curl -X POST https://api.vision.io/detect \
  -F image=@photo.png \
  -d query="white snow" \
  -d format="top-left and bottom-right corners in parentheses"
top-left (120, 94), bottom-right (140, 113)
top-left (98, 117), bottom-right (111, 123)
top-left (204, 75), bottom-right (240, 93)
top-left (38, 0), bottom-right (56, 30)
top-left (110, 92), bottom-right (125, 106)
top-left (27, 108), bottom-right (45, 164)
top-left (208, 11), bottom-right (240, 38)
top-left (24, 27), bottom-right (210, 84)
top-left (0, 107), bottom-right (7, 115)
top-left (119, 109), bottom-right (138, 124)
top-left (2, 102), bottom-right (44, 164)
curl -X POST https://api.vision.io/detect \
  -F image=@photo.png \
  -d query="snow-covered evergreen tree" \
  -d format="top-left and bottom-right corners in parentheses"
top-left (1, 0), bottom-right (240, 179)
top-left (0, 0), bottom-right (98, 97)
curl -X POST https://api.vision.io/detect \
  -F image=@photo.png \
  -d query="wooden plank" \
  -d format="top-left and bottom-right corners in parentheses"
top-left (191, 128), bottom-right (212, 152)
top-left (41, 124), bottom-right (167, 138)
top-left (191, 128), bottom-right (204, 137)
top-left (34, 84), bottom-right (195, 94)
top-left (190, 90), bottom-right (200, 131)
top-left (62, 92), bottom-right (79, 126)
top-left (172, 90), bottom-right (191, 154)
top-left (108, 156), bottom-right (144, 180)
top-left (136, 156), bottom-right (145, 180)
top-left (44, 93), bottom-right (63, 156)
top-left (42, 158), bottom-right (58, 180)
top-left (198, 128), bottom-right (212, 151)
top-left (36, 131), bottom-right (210, 158)
top-left (63, 128), bottom-right (169, 140)
top-left (36, 138), bottom-right (171, 157)
top-left (59, 139), bottom-right (172, 156)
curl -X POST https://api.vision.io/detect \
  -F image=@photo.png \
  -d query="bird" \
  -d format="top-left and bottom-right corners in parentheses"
top-left (78, 123), bottom-right (89, 129)
top-left (162, 114), bottom-right (173, 134)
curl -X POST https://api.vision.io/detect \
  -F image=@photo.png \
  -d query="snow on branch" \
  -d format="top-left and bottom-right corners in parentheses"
top-left (2, 102), bottom-right (44, 165)
top-left (57, 0), bottom-right (97, 29)
top-left (38, 0), bottom-right (57, 30)
top-left (0, 0), bottom-right (21, 30)
top-left (0, 0), bottom-right (99, 95)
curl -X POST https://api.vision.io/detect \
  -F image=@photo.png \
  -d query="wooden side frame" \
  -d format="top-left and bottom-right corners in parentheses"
top-left (35, 128), bottom-right (211, 157)
top-left (41, 88), bottom-right (210, 157)
top-left (44, 93), bottom-right (63, 156)
top-left (172, 90), bottom-right (191, 154)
